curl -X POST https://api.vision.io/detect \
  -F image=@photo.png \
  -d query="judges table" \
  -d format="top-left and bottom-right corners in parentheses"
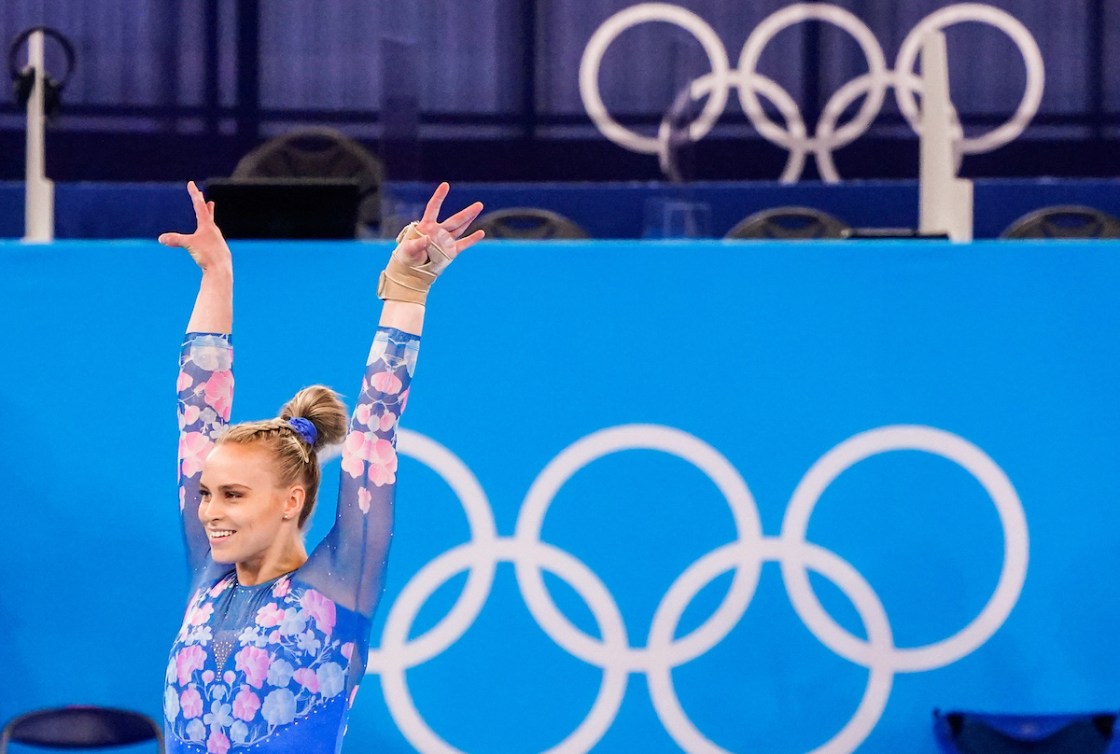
top-left (1, 238), bottom-right (1117, 754)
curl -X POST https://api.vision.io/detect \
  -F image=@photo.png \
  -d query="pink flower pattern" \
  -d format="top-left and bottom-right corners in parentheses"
top-left (188, 603), bottom-right (213, 626)
top-left (207, 731), bottom-right (229, 754)
top-left (179, 431), bottom-right (212, 479)
top-left (234, 646), bottom-right (270, 689)
top-left (203, 370), bottom-right (234, 420)
top-left (232, 689), bottom-right (261, 721)
top-left (178, 404), bottom-right (200, 430)
top-left (176, 645), bottom-right (206, 686)
top-left (352, 404), bottom-right (398, 432)
top-left (341, 431), bottom-right (369, 479)
top-left (255, 603), bottom-right (285, 628)
top-left (180, 688), bottom-right (203, 718)
top-left (300, 589), bottom-right (336, 635)
top-left (167, 577), bottom-right (358, 751)
top-left (367, 438), bottom-right (398, 487)
top-left (376, 410), bottom-right (397, 432)
top-left (292, 668), bottom-right (320, 693)
top-left (371, 370), bottom-right (402, 395)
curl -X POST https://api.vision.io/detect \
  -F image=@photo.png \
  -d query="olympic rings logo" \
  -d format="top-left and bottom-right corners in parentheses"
top-left (578, 2), bottom-right (1045, 183)
top-left (368, 424), bottom-right (1028, 754)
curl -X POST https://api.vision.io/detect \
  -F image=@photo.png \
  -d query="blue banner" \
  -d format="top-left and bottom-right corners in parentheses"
top-left (1, 239), bottom-right (1118, 753)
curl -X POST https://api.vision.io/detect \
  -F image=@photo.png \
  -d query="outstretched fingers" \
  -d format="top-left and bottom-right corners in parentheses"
top-left (454, 229), bottom-right (486, 253)
top-left (421, 182), bottom-right (450, 225)
top-left (396, 182), bottom-right (484, 265)
top-left (442, 201), bottom-right (484, 238)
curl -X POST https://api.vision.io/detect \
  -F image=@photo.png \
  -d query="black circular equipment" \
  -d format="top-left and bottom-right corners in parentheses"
top-left (9, 26), bottom-right (76, 119)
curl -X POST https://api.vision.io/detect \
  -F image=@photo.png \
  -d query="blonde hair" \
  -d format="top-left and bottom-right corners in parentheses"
top-left (219, 385), bottom-right (348, 528)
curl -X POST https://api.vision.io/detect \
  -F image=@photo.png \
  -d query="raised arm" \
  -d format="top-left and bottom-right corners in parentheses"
top-left (161, 181), bottom-right (235, 576)
top-left (306, 183), bottom-right (484, 616)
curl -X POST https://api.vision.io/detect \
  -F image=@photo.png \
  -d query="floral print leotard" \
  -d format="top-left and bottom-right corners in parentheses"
top-left (166, 327), bottom-right (419, 754)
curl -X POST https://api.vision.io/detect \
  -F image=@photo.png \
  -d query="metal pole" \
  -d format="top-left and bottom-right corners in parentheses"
top-left (918, 31), bottom-right (972, 242)
top-left (24, 29), bottom-right (55, 243)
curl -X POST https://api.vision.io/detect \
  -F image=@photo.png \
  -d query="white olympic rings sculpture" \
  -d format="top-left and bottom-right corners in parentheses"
top-left (578, 2), bottom-right (1045, 183)
top-left (368, 424), bottom-right (1029, 754)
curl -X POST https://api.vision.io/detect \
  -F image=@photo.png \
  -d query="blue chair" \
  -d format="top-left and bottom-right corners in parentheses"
top-left (0, 706), bottom-right (163, 753)
top-left (933, 709), bottom-right (1120, 754)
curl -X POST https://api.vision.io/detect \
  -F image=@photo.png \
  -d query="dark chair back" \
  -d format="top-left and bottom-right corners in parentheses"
top-left (1000, 205), bottom-right (1120, 239)
top-left (232, 127), bottom-right (385, 230)
top-left (725, 206), bottom-right (850, 240)
top-left (0, 707), bottom-right (163, 753)
top-left (469, 208), bottom-right (589, 240)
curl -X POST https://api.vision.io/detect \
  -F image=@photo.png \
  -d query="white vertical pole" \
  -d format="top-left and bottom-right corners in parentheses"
top-left (918, 30), bottom-right (973, 243)
top-left (24, 29), bottom-right (55, 243)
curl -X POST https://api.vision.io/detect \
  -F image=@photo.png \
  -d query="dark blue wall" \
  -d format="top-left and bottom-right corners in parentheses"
top-left (2, 1), bottom-right (1118, 181)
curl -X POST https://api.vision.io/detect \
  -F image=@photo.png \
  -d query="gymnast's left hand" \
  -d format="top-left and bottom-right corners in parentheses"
top-left (394, 182), bottom-right (486, 268)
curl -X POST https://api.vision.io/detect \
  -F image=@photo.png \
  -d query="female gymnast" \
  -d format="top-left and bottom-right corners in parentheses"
top-left (159, 181), bottom-right (483, 754)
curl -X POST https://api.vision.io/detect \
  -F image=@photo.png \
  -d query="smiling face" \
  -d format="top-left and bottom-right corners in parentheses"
top-left (197, 442), bottom-right (305, 569)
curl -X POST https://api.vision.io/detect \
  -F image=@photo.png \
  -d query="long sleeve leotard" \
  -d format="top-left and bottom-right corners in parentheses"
top-left (165, 327), bottom-right (419, 754)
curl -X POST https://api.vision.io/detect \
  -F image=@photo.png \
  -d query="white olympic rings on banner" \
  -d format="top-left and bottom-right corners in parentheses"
top-left (579, 2), bottom-right (1045, 182)
top-left (368, 424), bottom-right (1028, 754)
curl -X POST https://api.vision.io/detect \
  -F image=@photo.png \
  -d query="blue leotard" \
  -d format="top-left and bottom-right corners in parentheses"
top-left (165, 327), bottom-right (418, 754)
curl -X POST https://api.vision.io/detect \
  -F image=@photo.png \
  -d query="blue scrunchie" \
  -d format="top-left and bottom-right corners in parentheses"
top-left (288, 417), bottom-right (318, 447)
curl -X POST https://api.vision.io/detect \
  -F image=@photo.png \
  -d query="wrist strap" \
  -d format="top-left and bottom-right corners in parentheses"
top-left (377, 222), bottom-right (454, 305)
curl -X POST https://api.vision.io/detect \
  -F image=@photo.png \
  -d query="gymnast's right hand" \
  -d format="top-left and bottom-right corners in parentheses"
top-left (158, 181), bottom-right (231, 272)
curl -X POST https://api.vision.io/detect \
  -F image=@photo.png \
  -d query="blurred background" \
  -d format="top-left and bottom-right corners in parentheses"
top-left (6, 0), bottom-right (1120, 241)
top-left (1, 0), bottom-right (1117, 183)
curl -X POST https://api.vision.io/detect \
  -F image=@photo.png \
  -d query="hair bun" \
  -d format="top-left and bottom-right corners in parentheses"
top-left (279, 386), bottom-right (348, 451)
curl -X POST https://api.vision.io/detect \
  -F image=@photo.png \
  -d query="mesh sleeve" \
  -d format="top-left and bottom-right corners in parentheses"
top-left (304, 326), bottom-right (419, 617)
top-left (177, 332), bottom-right (233, 576)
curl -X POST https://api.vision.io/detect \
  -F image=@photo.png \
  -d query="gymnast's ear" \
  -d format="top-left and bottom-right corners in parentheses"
top-left (281, 485), bottom-right (306, 523)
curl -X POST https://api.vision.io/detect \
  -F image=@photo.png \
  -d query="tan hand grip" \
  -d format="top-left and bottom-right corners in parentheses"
top-left (376, 222), bottom-right (454, 305)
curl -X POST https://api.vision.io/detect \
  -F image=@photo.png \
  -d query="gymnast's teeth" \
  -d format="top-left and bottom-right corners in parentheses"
top-left (209, 530), bottom-right (233, 539)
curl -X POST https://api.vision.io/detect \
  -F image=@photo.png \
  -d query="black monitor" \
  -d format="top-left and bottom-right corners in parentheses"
top-left (205, 178), bottom-right (360, 239)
